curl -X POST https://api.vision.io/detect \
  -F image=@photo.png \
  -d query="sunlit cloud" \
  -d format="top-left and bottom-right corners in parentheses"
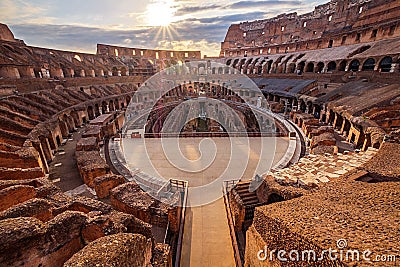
top-left (4, 0), bottom-right (321, 57)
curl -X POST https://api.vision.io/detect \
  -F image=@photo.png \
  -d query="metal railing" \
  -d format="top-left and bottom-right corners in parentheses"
top-left (223, 180), bottom-right (244, 267)
top-left (174, 179), bottom-right (189, 267)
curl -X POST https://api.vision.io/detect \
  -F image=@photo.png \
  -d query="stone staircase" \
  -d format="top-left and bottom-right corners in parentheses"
top-left (235, 181), bottom-right (262, 222)
top-left (235, 181), bottom-right (259, 206)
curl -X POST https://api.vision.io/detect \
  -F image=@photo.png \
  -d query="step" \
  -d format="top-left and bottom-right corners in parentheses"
top-left (236, 186), bottom-right (252, 192)
top-left (242, 196), bottom-right (258, 202)
top-left (245, 200), bottom-right (260, 206)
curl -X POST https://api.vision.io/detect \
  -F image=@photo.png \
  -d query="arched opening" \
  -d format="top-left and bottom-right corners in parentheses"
top-left (297, 61), bottom-right (306, 73)
top-left (73, 69), bottom-right (82, 77)
top-left (126, 96), bottom-right (132, 106)
top-left (362, 58), bottom-right (376, 71)
top-left (338, 60), bottom-right (347, 71)
top-left (63, 114), bottom-right (74, 132)
top-left (316, 62), bottom-right (325, 73)
top-left (101, 101), bottom-right (108, 114)
top-left (232, 59), bottom-right (239, 68)
top-left (373, 141), bottom-right (381, 149)
top-left (94, 104), bottom-right (100, 117)
top-left (226, 59), bottom-right (232, 66)
top-left (267, 193), bottom-right (284, 204)
top-left (112, 67), bottom-right (119, 76)
top-left (349, 60), bottom-right (360, 72)
top-left (109, 100), bottom-right (115, 111)
top-left (305, 62), bottom-right (315, 72)
top-left (266, 60), bottom-right (273, 73)
top-left (120, 67), bottom-right (127, 76)
top-left (56, 136), bottom-right (62, 147)
top-left (287, 63), bottom-right (296, 73)
top-left (300, 100), bottom-right (307, 113)
top-left (218, 67), bottom-right (223, 74)
top-left (327, 61), bottom-right (337, 72)
top-left (379, 56), bottom-right (393, 72)
top-left (238, 58), bottom-right (246, 71)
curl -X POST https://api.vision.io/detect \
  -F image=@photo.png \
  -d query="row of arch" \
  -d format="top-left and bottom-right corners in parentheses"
top-left (36, 94), bottom-right (133, 174)
top-left (227, 55), bottom-right (396, 75)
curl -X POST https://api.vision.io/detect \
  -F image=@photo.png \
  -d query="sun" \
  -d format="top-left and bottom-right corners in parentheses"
top-left (146, 0), bottom-right (175, 27)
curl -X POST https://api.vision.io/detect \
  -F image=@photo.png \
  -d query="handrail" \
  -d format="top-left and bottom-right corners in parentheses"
top-left (223, 181), bottom-right (244, 267)
top-left (174, 180), bottom-right (188, 267)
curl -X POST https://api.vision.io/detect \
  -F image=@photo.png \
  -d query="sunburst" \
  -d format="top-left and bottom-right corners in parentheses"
top-left (145, 0), bottom-right (176, 27)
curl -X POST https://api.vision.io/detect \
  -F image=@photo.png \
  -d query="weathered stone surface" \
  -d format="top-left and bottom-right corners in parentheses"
top-left (0, 198), bottom-right (53, 222)
top-left (0, 211), bottom-right (87, 267)
top-left (153, 243), bottom-right (172, 267)
top-left (93, 174), bottom-right (125, 199)
top-left (76, 151), bottom-right (110, 188)
top-left (111, 182), bottom-right (178, 229)
top-left (64, 233), bottom-right (152, 267)
top-left (76, 137), bottom-right (98, 151)
top-left (311, 132), bottom-right (336, 149)
top-left (0, 185), bottom-right (36, 211)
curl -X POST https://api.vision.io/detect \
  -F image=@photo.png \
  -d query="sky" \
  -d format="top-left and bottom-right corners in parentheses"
top-left (1, 0), bottom-right (325, 57)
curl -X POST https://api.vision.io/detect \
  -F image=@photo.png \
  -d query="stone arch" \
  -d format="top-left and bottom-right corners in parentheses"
top-left (101, 101), bottom-right (108, 114)
top-left (316, 62), bottom-right (325, 73)
top-left (379, 56), bottom-right (393, 72)
top-left (218, 67), bottom-right (223, 74)
top-left (327, 61), bottom-right (337, 72)
top-left (226, 59), bottom-right (232, 66)
top-left (297, 61), bottom-right (306, 73)
top-left (94, 103), bottom-right (101, 117)
top-left (362, 58), bottom-right (376, 71)
top-left (73, 69), bottom-right (83, 77)
top-left (112, 67), bottom-right (119, 76)
top-left (39, 136), bottom-right (52, 162)
top-left (62, 114), bottom-right (74, 133)
top-left (238, 58), bottom-right (246, 72)
top-left (287, 63), bottom-right (296, 73)
top-left (120, 67), bottom-right (127, 76)
top-left (126, 95), bottom-right (132, 106)
top-left (109, 100), bottom-right (115, 111)
top-left (232, 59), bottom-right (239, 68)
top-left (305, 62), bottom-right (315, 72)
top-left (115, 100), bottom-right (121, 110)
top-left (243, 58), bottom-right (253, 73)
top-left (56, 136), bottom-right (62, 147)
top-left (349, 59), bottom-right (360, 72)
top-left (266, 60), bottom-right (273, 74)
top-left (257, 60), bottom-right (266, 74)
top-left (338, 60), bottom-right (347, 71)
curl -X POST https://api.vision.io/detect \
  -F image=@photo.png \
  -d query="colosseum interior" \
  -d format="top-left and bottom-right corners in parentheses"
top-left (0, 0), bottom-right (399, 266)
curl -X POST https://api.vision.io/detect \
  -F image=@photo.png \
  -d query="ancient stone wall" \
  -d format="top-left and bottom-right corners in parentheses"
top-left (221, 0), bottom-right (400, 57)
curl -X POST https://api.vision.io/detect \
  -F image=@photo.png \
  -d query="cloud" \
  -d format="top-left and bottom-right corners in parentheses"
top-left (174, 4), bottom-right (223, 16)
top-left (9, 23), bottom-right (224, 56)
top-left (5, 0), bottom-right (319, 57)
top-left (190, 12), bottom-right (269, 24)
top-left (228, 0), bottom-right (303, 9)
top-left (0, 0), bottom-right (47, 21)
top-left (174, 0), bottom-right (305, 17)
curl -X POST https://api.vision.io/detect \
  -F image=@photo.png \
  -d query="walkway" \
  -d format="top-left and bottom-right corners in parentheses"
top-left (123, 137), bottom-right (290, 266)
top-left (181, 198), bottom-right (235, 267)
top-left (48, 127), bottom-right (95, 198)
